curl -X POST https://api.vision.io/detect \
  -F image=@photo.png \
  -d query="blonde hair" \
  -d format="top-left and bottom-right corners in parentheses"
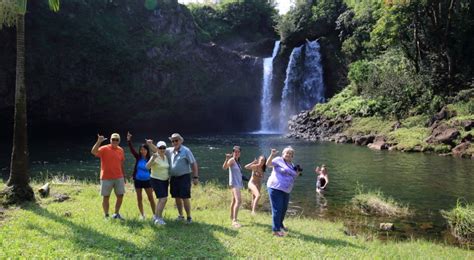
top-left (282, 146), bottom-right (295, 155)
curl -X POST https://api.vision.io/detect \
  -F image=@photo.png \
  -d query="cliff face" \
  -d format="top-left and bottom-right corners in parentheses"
top-left (0, 0), bottom-right (262, 134)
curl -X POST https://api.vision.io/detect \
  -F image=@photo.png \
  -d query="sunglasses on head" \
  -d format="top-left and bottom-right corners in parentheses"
top-left (159, 146), bottom-right (166, 150)
top-left (111, 138), bottom-right (120, 142)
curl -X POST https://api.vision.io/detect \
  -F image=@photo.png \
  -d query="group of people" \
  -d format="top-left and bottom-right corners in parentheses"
top-left (91, 132), bottom-right (329, 237)
top-left (91, 132), bottom-right (197, 225)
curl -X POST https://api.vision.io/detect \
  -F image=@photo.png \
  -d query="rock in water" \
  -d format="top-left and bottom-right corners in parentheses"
top-left (379, 223), bottom-right (394, 231)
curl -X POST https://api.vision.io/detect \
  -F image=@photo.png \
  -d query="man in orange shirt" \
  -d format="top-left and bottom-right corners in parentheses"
top-left (91, 133), bottom-right (126, 220)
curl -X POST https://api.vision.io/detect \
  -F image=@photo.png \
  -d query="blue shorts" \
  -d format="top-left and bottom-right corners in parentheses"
top-left (170, 173), bottom-right (191, 199)
top-left (151, 178), bottom-right (169, 199)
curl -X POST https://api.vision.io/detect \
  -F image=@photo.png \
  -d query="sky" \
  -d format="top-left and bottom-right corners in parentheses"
top-left (178, 0), bottom-right (293, 14)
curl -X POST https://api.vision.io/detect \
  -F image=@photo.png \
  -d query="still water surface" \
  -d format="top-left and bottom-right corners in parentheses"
top-left (1, 134), bottom-right (473, 240)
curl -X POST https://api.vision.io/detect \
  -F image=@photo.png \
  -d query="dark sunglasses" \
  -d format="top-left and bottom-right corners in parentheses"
top-left (159, 146), bottom-right (166, 150)
top-left (111, 139), bottom-right (120, 142)
top-left (171, 139), bottom-right (179, 143)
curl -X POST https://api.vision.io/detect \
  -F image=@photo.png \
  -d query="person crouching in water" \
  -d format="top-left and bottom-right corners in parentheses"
top-left (222, 146), bottom-right (243, 228)
top-left (315, 164), bottom-right (329, 194)
top-left (127, 132), bottom-right (156, 220)
top-left (245, 155), bottom-right (266, 215)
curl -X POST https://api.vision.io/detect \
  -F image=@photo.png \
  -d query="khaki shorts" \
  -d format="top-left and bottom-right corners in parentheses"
top-left (100, 178), bottom-right (125, 196)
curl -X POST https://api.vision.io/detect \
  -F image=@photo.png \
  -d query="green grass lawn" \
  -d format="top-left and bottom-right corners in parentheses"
top-left (0, 182), bottom-right (472, 258)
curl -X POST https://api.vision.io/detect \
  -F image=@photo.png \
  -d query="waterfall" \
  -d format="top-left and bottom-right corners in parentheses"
top-left (279, 39), bottom-right (325, 132)
top-left (258, 41), bottom-right (280, 133)
top-left (279, 44), bottom-right (304, 131)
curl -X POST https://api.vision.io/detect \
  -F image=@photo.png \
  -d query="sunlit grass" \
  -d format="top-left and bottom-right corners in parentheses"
top-left (0, 182), bottom-right (472, 258)
top-left (442, 200), bottom-right (474, 245)
top-left (351, 189), bottom-right (410, 217)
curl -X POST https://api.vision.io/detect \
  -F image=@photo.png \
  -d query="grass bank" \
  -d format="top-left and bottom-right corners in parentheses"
top-left (442, 201), bottom-right (474, 245)
top-left (351, 189), bottom-right (410, 217)
top-left (0, 181), bottom-right (472, 258)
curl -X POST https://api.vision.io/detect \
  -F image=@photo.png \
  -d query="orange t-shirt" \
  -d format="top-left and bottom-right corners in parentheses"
top-left (97, 144), bottom-right (125, 180)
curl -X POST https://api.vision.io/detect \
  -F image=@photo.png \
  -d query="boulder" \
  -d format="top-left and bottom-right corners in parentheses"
top-left (379, 223), bottom-right (394, 231)
top-left (368, 136), bottom-right (388, 150)
top-left (426, 123), bottom-right (460, 145)
top-left (354, 135), bottom-right (375, 146)
top-left (462, 120), bottom-right (474, 131)
top-left (427, 106), bottom-right (456, 126)
top-left (452, 142), bottom-right (472, 158)
top-left (332, 134), bottom-right (351, 144)
top-left (462, 133), bottom-right (473, 143)
top-left (53, 194), bottom-right (70, 202)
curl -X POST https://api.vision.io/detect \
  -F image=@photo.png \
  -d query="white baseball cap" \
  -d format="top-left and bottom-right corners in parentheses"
top-left (156, 141), bottom-right (167, 148)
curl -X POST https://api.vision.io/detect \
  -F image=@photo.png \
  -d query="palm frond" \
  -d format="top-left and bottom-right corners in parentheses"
top-left (48, 0), bottom-right (60, 12)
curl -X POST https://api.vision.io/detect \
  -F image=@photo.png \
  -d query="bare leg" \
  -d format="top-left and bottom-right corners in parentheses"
top-left (230, 193), bottom-right (236, 220)
top-left (115, 194), bottom-right (124, 214)
top-left (145, 188), bottom-right (156, 215)
top-left (231, 188), bottom-right (242, 225)
top-left (136, 188), bottom-right (144, 216)
top-left (248, 182), bottom-right (260, 214)
top-left (175, 198), bottom-right (184, 216)
top-left (183, 199), bottom-right (191, 219)
top-left (102, 196), bottom-right (110, 216)
top-left (156, 197), bottom-right (168, 218)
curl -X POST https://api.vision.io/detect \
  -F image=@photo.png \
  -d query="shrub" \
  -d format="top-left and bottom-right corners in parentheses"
top-left (347, 49), bottom-right (432, 118)
top-left (441, 200), bottom-right (474, 244)
top-left (312, 87), bottom-right (381, 118)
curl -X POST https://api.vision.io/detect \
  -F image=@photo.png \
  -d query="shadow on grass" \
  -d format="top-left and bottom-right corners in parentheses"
top-left (25, 204), bottom-right (238, 257)
top-left (253, 222), bottom-right (365, 250)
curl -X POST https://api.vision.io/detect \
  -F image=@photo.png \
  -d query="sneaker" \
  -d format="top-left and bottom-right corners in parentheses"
top-left (175, 215), bottom-right (185, 222)
top-left (186, 217), bottom-right (193, 224)
top-left (154, 218), bottom-right (167, 225)
top-left (273, 231), bottom-right (285, 237)
top-left (112, 213), bottom-right (125, 221)
top-left (232, 220), bottom-right (241, 228)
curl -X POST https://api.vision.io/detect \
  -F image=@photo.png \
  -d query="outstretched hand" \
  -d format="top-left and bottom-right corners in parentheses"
top-left (225, 153), bottom-right (233, 160)
top-left (97, 134), bottom-right (107, 143)
top-left (145, 139), bottom-right (154, 146)
top-left (270, 149), bottom-right (279, 156)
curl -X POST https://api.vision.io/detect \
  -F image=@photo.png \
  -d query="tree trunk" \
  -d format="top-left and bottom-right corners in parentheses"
top-left (3, 13), bottom-right (34, 204)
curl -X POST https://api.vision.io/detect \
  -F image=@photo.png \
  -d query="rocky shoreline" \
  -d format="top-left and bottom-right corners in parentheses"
top-left (286, 108), bottom-right (474, 159)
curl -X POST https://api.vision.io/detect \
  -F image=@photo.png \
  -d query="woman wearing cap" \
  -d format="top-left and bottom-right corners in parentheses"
top-left (126, 132), bottom-right (156, 220)
top-left (146, 140), bottom-right (170, 225)
top-left (222, 146), bottom-right (243, 228)
top-left (245, 155), bottom-right (266, 215)
top-left (266, 146), bottom-right (302, 237)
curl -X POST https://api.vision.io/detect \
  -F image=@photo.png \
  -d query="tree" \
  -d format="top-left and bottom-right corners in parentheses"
top-left (0, 0), bottom-right (59, 204)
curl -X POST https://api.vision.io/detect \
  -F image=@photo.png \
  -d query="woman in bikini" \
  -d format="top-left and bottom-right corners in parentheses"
top-left (245, 155), bottom-right (266, 215)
